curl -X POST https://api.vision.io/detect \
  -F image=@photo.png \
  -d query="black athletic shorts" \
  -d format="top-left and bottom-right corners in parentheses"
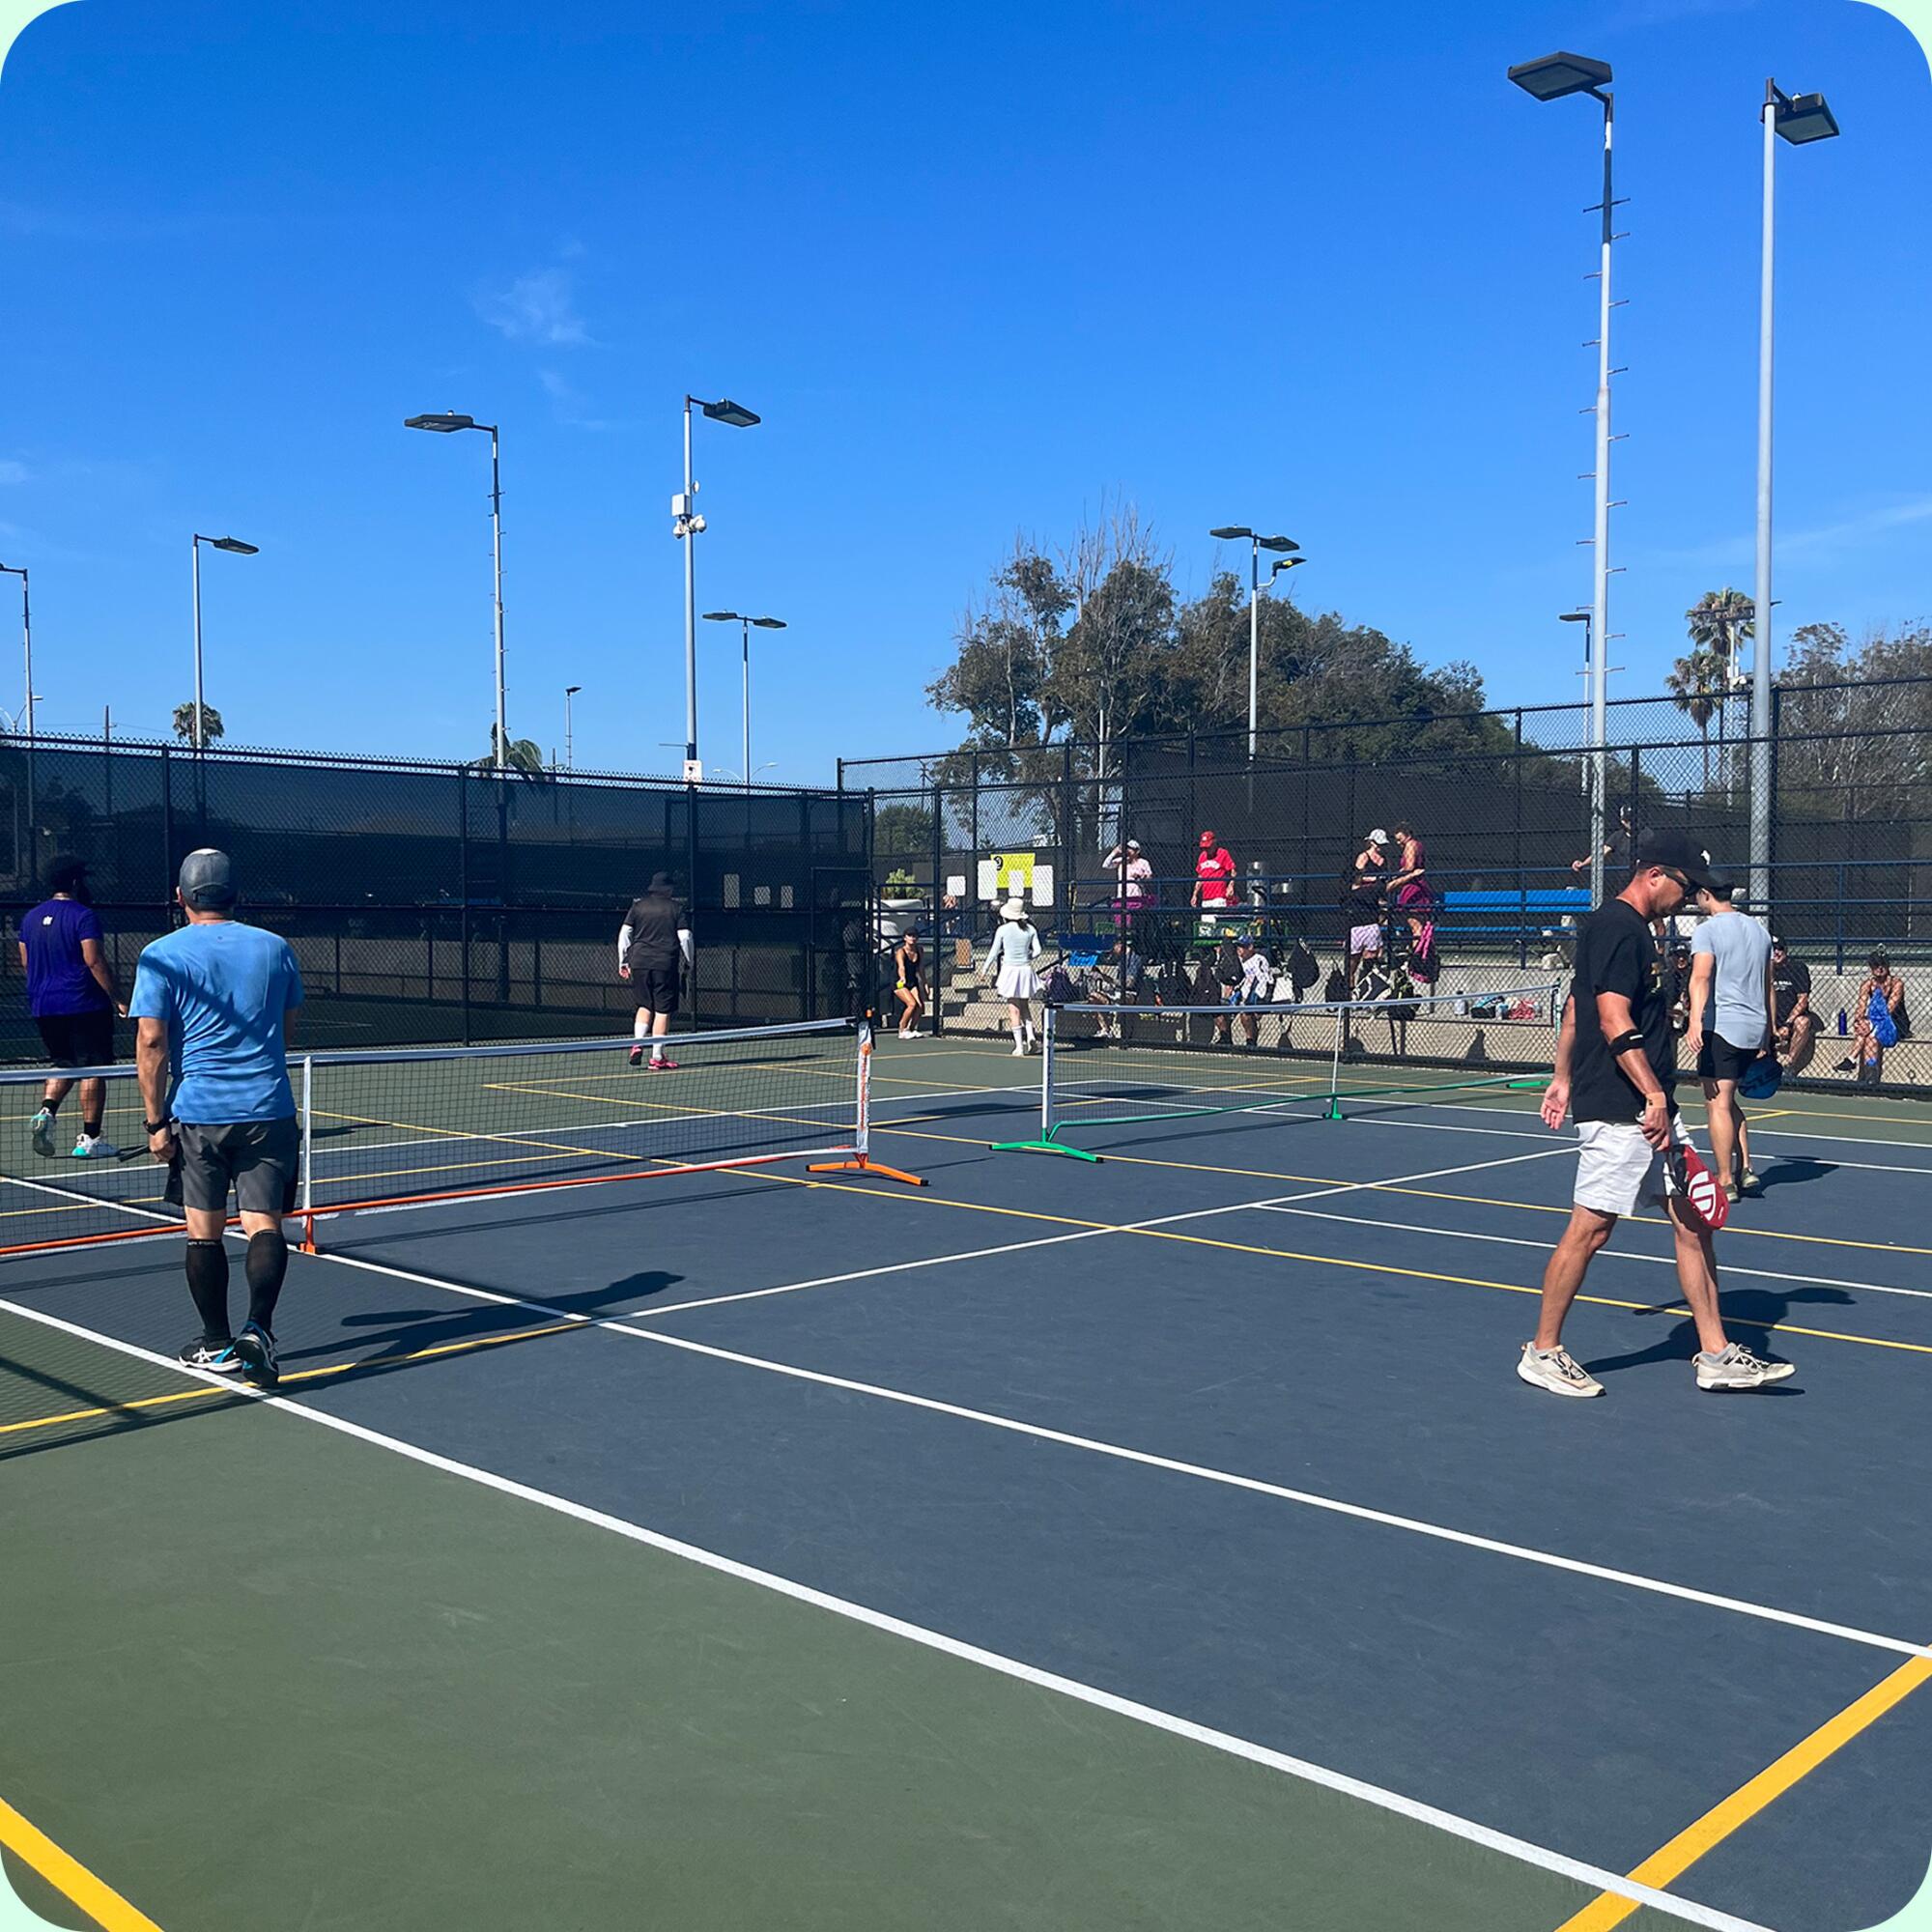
top-left (170, 1118), bottom-right (300, 1217)
top-left (1696, 1033), bottom-right (1758, 1084)
top-left (634, 964), bottom-right (680, 1016)
top-left (36, 1009), bottom-right (114, 1068)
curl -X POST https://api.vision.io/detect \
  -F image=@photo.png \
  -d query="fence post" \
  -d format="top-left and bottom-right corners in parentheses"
top-left (458, 763), bottom-right (472, 1045)
top-left (1062, 740), bottom-right (1074, 911)
top-left (929, 780), bottom-right (945, 1037)
top-left (159, 744), bottom-right (176, 923)
top-left (685, 776), bottom-right (701, 1029)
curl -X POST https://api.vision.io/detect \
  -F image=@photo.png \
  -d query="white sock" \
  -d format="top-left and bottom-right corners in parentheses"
top-left (651, 1037), bottom-right (669, 1062)
top-left (1011, 1020), bottom-right (1025, 1050)
top-left (633, 1012), bottom-right (651, 1040)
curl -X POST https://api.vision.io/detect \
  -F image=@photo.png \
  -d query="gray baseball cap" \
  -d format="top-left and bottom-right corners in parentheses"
top-left (178, 847), bottom-right (238, 910)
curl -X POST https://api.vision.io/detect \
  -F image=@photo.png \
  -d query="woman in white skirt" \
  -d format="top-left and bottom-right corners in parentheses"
top-left (984, 898), bottom-right (1043, 1055)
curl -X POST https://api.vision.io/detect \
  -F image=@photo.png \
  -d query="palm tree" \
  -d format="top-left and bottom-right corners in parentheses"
top-left (471, 724), bottom-right (547, 776)
top-left (172, 701), bottom-right (224, 744)
top-left (1685, 587), bottom-right (1755, 691)
top-left (1666, 649), bottom-right (1727, 790)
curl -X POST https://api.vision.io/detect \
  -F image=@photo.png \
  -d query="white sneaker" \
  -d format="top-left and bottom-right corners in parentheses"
top-left (1010, 1043), bottom-right (1026, 1057)
top-left (1517, 1343), bottom-right (1605, 1399)
top-left (70, 1134), bottom-right (120, 1159)
top-left (1695, 1343), bottom-right (1796, 1391)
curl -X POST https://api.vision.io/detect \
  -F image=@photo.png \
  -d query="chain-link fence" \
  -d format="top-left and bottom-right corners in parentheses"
top-left (843, 678), bottom-right (1932, 1079)
top-left (0, 735), bottom-right (873, 1061)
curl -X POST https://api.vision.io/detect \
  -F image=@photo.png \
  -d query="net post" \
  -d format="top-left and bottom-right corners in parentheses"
top-left (298, 1054), bottom-right (318, 1253)
top-left (806, 1017), bottom-right (928, 1185)
top-left (1326, 1004), bottom-right (1345, 1121)
top-left (990, 1004), bottom-right (1101, 1157)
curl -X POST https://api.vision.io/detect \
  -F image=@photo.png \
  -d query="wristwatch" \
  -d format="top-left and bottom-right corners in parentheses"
top-left (145, 1120), bottom-right (170, 1137)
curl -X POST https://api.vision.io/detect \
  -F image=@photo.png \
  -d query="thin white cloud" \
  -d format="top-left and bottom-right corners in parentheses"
top-left (0, 461), bottom-right (27, 485)
top-left (474, 268), bottom-right (589, 347)
top-left (1639, 495), bottom-right (1932, 573)
top-left (538, 367), bottom-right (609, 431)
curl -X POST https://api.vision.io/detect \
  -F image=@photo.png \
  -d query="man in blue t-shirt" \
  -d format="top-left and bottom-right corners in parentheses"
top-left (131, 849), bottom-right (304, 1388)
top-left (19, 857), bottom-right (127, 1158)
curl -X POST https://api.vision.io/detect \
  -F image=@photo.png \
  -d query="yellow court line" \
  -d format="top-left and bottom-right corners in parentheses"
top-left (0, 1790), bottom-right (166, 1932)
top-left (750, 1151), bottom-right (1932, 1359)
top-left (0, 1321), bottom-right (582, 1439)
top-left (860, 1116), bottom-right (1932, 1263)
top-left (1553, 1650), bottom-right (1932, 1932)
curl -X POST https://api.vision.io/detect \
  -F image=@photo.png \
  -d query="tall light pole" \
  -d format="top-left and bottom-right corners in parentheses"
top-left (674, 397), bottom-right (760, 779)
top-left (406, 412), bottom-right (506, 772)
top-left (1510, 50), bottom-right (1617, 906)
top-left (702, 611), bottom-right (786, 787)
top-left (189, 534), bottom-right (259, 749)
top-left (564, 684), bottom-right (582, 769)
top-left (1208, 526), bottom-right (1300, 758)
top-left (0, 563), bottom-right (28, 738)
top-left (1752, 81), bottom-right (1839, 914)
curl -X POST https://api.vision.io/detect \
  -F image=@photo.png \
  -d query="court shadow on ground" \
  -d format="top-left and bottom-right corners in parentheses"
top-left (1584, 1282), bottom-right (1853, 1384)
top-left (311, 1269), bottom-right (684, 1367)
top-left (1754, 1155), bottom-right (1834, 1191)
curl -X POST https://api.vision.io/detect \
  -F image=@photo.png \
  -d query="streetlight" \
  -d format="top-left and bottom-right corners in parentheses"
top-left (406, 412), bottom-right (506, 772)
top-left (0, 562), bottom-right (29, 738)
top-left (1208, 526), bottom-right (1300, 759)
top-left (1751, 79), bottom-right (1840, 913)
top-left (702, 611), bottom-right (786, 787)
top-left (1509, 49), bottom-right (1617, 905)
top-left (189, 534), bottom-right (259, 750)
top-left (674, 396), bottom-right (760, 779)
top-left (564, 684), bottom-right (582, 770)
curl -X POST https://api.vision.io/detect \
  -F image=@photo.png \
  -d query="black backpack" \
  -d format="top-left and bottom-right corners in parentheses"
top-left (1288, 939), bottom-right (1321, 998)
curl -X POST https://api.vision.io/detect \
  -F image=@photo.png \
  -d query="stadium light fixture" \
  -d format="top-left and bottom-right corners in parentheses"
top-left (1510, 47), bottom-right (1615, 903)
top-left (1210, 525), bottom-right (1303, 761)
top-left (704, 609), bottom-right (787, 786)
top-left (1749, 78), bottom-right (1840, 912)
top-left (677, 396), bottom-right (763, 776)
top-left (406, 412), bottom-right (507, 771)
top-left (189, 533), bottom-right (261, 751)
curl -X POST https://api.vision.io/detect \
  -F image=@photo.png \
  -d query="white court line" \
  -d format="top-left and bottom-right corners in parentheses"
top-left (1255, 1203), bottom-right (1932, 1305)
top-left (0, 1293), bottom-right (1773, 1932)
top-left (271, 1238), bottom-right (1932, 1667)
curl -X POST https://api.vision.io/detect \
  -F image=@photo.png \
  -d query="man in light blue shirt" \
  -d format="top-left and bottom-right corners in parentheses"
top-left (1688, 878), bottom-right (1774, 1202)
top-left (132, 849), bottom-right (304, 1388)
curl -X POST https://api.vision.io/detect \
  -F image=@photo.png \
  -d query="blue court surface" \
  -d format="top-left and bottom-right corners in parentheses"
top-left (2, 1032), bottom-right (1928, 1932)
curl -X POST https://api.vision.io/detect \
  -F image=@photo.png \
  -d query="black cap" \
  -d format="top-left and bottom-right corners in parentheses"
top-left (646, 870), bottom-right (675, 895)
top-left (1770, 934), bottom-right (1786, 951)
top-left (1634, 828), bottom-right (1720, 894)
top-left (178, 847), bottom-right (238, 910)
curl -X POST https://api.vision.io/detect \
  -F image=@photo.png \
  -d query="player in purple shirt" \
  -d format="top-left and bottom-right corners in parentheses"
top-left (19, 858), bottom-right (126, 1158)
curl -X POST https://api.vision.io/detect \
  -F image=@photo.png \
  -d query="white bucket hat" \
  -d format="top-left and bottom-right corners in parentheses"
top-left (999, 897), bottom-right (1028, 921)
top-left (1367, 828), bottom-right (1389, 845)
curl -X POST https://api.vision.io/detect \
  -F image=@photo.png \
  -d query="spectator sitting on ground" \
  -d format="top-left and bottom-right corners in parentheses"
top-left (1770, 936), bottom-right (1816, 1074)
top-left (1842, 951), bottom-right (1906, 1088)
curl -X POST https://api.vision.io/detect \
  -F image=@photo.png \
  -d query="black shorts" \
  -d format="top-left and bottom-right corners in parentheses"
top-left (633, 964), bottom-right (680, 1016)
top-left (171, 1118), bottom-right (301, 1217)
top-left (36, 1009), bottom-right (115, 1068)
top-left (1696, 1033), bottom-right (1758, 1084)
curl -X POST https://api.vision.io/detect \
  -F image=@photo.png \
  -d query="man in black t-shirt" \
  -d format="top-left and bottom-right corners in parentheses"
top-left (1518, 829), bottom-right (1796, 1399)
top-left (616, 871), bottom-right (693, 1069)
top-left (1770, 937), bottom-right (1816, 1073)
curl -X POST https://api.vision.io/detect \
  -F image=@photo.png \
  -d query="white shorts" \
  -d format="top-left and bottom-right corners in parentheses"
top-left (1574, 1118), bottom-right (1687, 1218)
top-left (1349, 923), bottom-right (1381, 955)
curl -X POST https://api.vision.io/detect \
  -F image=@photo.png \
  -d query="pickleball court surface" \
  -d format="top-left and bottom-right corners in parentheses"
top-left (2, 1031), bottom-right (1929, 1932)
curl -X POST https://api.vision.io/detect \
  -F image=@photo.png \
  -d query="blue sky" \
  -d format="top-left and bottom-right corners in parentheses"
top-left (0, 0), bottom-right (1924, 784)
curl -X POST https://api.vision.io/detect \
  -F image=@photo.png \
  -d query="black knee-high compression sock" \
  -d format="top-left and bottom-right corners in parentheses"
top-left (185, 1239), bottom-right (231, 1343)
top-left (245, 1229), bottom-right (289, 1332)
